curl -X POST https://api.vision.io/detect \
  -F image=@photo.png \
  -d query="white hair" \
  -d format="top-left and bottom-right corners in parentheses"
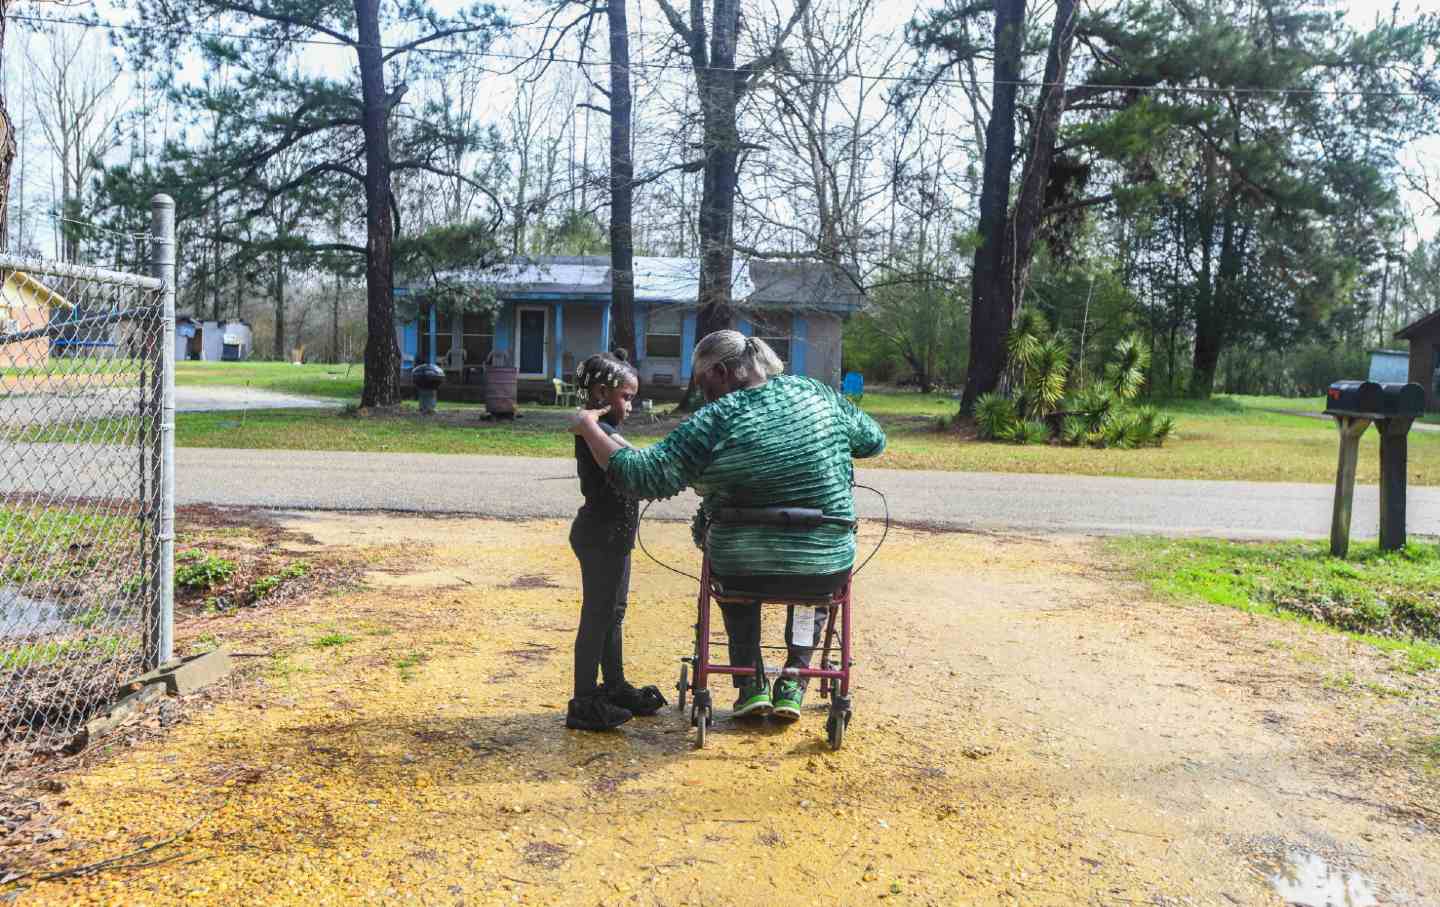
top-left (691, 330), bottom-right (785, 382)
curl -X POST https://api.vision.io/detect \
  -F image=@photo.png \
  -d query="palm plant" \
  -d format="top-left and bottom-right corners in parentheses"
top-left (1104, 334), bottom-right (1151, 402)
top-left (975, 391), bottom-right (1019, 441)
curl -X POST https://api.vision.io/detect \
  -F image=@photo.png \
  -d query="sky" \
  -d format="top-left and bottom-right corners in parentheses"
top-left (4, 0), bottom-right (1439, 258)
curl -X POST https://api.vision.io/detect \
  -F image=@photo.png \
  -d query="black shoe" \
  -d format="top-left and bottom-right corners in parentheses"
top-left (603, 681), bottom-right (667, 717)
top-left (566, 694), bottom-right (633, 731)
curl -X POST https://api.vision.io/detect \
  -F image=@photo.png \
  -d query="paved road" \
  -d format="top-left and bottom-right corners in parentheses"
top-left (154, 448), bottom-right (1439, 540)
top-left (0, 385), bottom-right (336, 427)
top-left (174, 386), bottom-right (339, 413)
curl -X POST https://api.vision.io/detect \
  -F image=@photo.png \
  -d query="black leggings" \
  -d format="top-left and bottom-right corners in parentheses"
top-left (572, 543), bottom-right (631, 698)
top-left (713, 571), bottom-right (848, 689)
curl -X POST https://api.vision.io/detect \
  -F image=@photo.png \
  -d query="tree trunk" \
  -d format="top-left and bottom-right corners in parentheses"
top-left (356, 0), bottom-right (401, 408)
top-left (959, 0), bottom-right (1026, 413)
top-left (273, 250), bottom-right (287, 359)
top-left (694, 1), bottom-right (743, 341)
top-left (607, 0), bottom-right (638, 358)
top-left (331, 269), bottom-right (342, 364)
top-left (0, 3), bottom-right (13, 254)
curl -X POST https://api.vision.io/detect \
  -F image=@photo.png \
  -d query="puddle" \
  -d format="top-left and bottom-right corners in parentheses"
top-left (1265, 849), bottom-right (1379, 907)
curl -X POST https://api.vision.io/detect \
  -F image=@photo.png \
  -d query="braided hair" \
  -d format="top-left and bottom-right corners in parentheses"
top-left (575, 348), bottom-right (639, 405)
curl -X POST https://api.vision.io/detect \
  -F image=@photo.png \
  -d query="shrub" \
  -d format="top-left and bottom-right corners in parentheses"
top-left (1012, 420), bottom-right (1051, 445)
top-left (975, 392), bottom-right (1019, 441)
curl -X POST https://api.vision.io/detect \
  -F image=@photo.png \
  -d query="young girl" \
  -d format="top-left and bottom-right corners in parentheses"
top-left (567, 350), bottom-right (667, 731)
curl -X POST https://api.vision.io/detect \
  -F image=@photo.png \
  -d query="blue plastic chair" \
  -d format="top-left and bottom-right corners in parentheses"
top-left (842, 372), bottom-right (864, 399)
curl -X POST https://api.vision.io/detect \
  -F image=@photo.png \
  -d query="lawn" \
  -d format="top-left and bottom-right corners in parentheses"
top-left (147, 389), bottom-right (1440, 485)
top-left (1110, 535), bottom-right (1440, 673)
top-left (16, 362), bottom-right (1440, 483)
top-left (174, 361), bottom-right (363, 399)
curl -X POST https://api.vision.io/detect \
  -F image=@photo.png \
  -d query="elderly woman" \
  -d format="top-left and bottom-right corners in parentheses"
top-left (570, 330), bottom-right (885, 722)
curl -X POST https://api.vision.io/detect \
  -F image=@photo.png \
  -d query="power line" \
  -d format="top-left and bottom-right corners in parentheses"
top-left (11, 11), bottom-right (1439, 100)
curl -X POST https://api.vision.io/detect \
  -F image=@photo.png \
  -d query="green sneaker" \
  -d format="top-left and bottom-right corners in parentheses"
top-left (771, 678), bottom-right (804, 721)
top-left (732, 682), bottom-right (772, 718)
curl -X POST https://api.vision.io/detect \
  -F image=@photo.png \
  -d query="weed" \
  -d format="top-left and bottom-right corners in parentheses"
top-left (313, 632), bottom-right (355, 649)
top-left (395, 650), bottom-right (428, 680)
top-left (249, 560), bottom-right (312, 601)
top-left (175, 553), bottom-right (237, 592)
top-left (192, 632), bottom-right (221, 653)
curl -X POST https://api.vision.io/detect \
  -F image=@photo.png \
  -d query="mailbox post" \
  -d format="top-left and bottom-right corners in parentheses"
top-left (1323, 381), bottom-right (1424, 557)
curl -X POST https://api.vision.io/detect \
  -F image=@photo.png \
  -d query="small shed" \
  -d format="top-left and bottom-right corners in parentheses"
top-left (1367, 349), bottom-right (1410, 384)
top-left (1394, 313), bottom-right (1440, 411)
top-left (0, 271), bottom-right (66, 369)
top-left (176, 316), bottom-right (253, 362)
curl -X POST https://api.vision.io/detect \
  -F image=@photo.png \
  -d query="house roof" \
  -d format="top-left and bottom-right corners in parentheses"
top-left (1396, 310), bottom-right (1440, 340)
top-left (403, 255), bottom-right (863, 312)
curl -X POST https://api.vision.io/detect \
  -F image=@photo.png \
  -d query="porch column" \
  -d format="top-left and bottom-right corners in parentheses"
top-left (601, 301), bottom-right (612, 353)
top-left (680, 311), bottom-right (697, 381)
top-left (494, 304), bottom-right (512, 355)
top-left (554, 302), bottom-right (565, 378)
top-left (635, 307), bottom-right (647, 360)
top-left (791, 316), bottom-right (808, 375)
top-left (427, 303), bottom-right (438, 366)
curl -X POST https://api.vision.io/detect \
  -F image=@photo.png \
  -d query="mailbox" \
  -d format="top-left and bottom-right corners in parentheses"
top-left (1324, 381), bottom-right (1424, 419)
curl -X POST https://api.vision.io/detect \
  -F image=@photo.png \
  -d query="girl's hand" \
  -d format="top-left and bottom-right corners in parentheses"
top-left (569, 405), bottom-right (610, 434)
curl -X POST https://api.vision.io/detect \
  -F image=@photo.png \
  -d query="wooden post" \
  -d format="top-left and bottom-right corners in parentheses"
top-left (1330, 415), bottom-right (1370, 558)
top-left (1377, 416), bottom-right (1414, 551)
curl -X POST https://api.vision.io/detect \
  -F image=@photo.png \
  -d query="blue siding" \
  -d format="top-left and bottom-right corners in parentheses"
top-left (680, 311), bottom-right (697, 381)
top-left (737, 318), bottom-right (752, 336)
top-left (791, 316), bottom-right (807, 376)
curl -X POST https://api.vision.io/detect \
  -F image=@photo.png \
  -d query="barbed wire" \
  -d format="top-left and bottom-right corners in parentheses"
top-left (10, 11), bottom-right (1439, 100)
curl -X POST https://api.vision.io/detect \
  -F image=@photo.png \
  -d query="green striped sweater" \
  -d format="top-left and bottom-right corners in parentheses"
top-left (608, 374), bottom-right (886, 577)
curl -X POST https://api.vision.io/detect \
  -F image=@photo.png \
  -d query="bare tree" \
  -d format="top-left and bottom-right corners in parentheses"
top-left (0, 0), bottom-right (15, 253)
top-left (26, 26), bottom-right (125, 262)
top-left (655, 0), bottom-right (812, 341)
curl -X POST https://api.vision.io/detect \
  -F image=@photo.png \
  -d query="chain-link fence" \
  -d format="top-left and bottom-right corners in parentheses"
top-left (0, 197), bottom-right (176, 774)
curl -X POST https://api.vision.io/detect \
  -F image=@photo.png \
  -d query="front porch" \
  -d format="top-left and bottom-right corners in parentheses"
top-left (396, 295), bottom-right (700, 393)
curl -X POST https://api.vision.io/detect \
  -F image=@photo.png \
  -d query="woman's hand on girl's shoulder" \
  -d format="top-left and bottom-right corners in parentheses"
top-left (569, 405), bottom-right (610, 435)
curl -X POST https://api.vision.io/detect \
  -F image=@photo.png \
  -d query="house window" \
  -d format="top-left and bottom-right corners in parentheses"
top-left (646, 307), bottom-right (683, 358)
top-left (462, 312), bottom-right (493, 365)
top-left (751, 312), bottom-right (792, 366)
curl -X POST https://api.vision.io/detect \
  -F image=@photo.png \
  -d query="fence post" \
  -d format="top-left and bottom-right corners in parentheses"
top-left (149, 194), bottom-right (177, 667)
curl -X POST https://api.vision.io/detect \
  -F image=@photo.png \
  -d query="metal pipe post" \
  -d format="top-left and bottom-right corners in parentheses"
top-left (149, 194), bottom-right (177, 666)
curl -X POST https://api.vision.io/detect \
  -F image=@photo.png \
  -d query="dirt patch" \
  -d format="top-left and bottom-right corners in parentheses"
top-left (2, 514), bottom-right (1437, 906)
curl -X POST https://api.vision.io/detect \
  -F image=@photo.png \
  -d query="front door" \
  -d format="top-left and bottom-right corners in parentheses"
top-left (517, 306), bottom-right (549, 377)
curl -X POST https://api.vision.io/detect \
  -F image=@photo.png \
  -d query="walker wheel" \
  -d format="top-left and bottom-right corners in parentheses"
top-left (826, 706), bottom-right (848, 751)
top-left (694, 705), bottom-right (711, 749)
top-left (676, 662), bottom-right (689, 712)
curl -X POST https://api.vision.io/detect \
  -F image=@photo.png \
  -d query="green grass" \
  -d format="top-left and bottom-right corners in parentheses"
top-left (14, 386), bottom-right (1440, 484)
top-left (174, 361), bottom-right (363, 399)
top-left (150, 392), bottom-right (1440, 484)
top-left (1111, 536), bottom-right (1440, 672)
top-left (0, 635), bottom-right (127, 671)
top-left (0, 508), bottom-right (129, 583)
top-left (312, 632), bottom-right (355, 649)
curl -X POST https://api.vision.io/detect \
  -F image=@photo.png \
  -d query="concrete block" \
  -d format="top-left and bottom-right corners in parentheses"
top-left (122, 647), bottom-right (234, 697)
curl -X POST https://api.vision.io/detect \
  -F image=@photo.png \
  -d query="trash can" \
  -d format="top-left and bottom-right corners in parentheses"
top-left (484, 351), bottom-right (518, 418)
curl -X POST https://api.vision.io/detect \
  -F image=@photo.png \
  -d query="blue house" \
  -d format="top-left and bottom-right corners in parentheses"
top-left (395, 255), bottom-right (865, 401)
